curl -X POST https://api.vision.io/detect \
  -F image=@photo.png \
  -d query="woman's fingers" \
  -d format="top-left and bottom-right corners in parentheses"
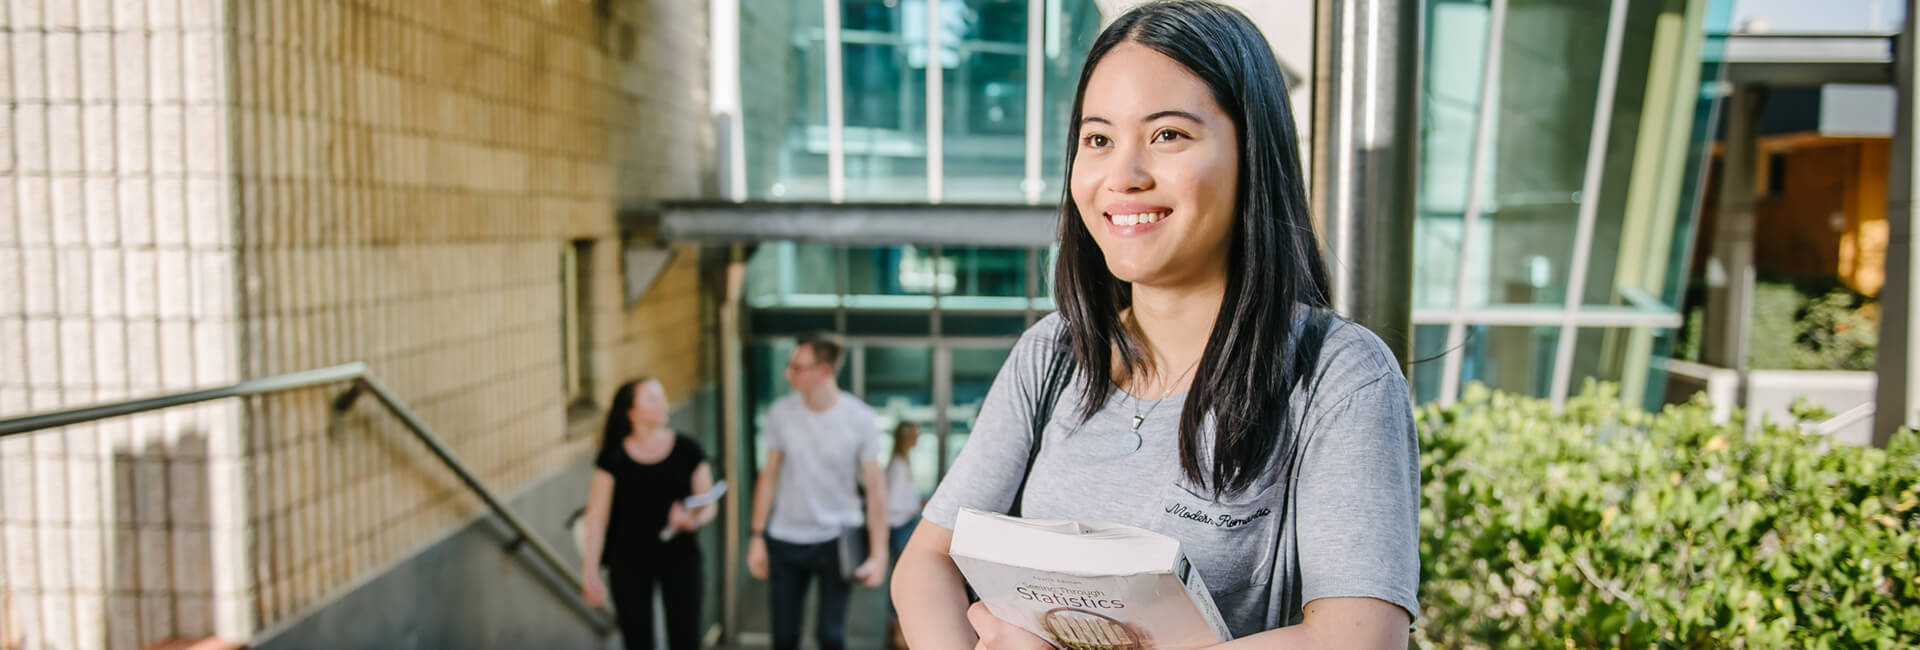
top-left (967, 602), bottom-right (1051, 650)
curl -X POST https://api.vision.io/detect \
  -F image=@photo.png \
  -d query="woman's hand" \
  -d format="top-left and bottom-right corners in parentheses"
top-left (667, 502), bottom-right (700, 531)
top-left (581, 569), bottom-right (607, 607)
top-left (967, 602), bottom-right (1051, 650)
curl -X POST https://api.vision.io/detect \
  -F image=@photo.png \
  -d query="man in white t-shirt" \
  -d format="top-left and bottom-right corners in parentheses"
top-left (747, 335), bottom-right (888, 650)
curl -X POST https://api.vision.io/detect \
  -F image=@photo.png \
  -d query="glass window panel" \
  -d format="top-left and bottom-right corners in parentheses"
top-left (1413, 0), bottom-right (1493, 310)
top-left (1039, 0), bottom-right (1105, 200)
top-left (1037, 244), bottom-right (1058, 300)
top-left (1576, 0), bottom-right (1684, 309)
top-left (1658, 21), bottom-right (1737, 309)
top-left (863, 345), bottom-right (938, 497)
top-left (846, 245), bottom-right (943, 297)
top-left (1638, 330), bottom-right (1679, 414)
top-left (940, 246), bottom-right (1027, 298)
top-left (1413, 212), bottom-right (1470, 310)
top-left (744, 0), bottom-right (1103, 205)
top-left (1569, 326), bottom-right (1678, 411)
top-left (1410, 324), bottom-right (1451, 405)
top-left (1460, 325), bottom-right (1558, 399)
top-left (941, 0), bottom-right (1028, 202)
top-left (843, 1), bottom-right (930, 201)
top-left (1568, 327), bottom-right (1628, 392)
top-left (747, 340), bottom-right (799, 470)
top-left (746, 242), bottom-right (841, 308)
top-left (1418, 0), bottom-right (1630, 308)
top-left (743, 0), bottom-right (831, 200)
top-left (944, 344), bottom-right (1016, 482)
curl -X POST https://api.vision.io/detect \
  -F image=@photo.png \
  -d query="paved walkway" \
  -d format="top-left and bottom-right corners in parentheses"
top-left (717, 575), bottom-right (895, 649)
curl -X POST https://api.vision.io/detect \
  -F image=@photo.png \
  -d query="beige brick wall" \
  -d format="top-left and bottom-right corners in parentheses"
top-left (229, 0), bottom-right (715, 636)
top-left (2, 0), bottom-right (249, 647)
top-left (1, 0), bottom-right (716, 646)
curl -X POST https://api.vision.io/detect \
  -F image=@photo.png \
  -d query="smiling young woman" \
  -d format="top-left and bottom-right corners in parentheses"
top-left (889, 2), bottom-right (1421, 649)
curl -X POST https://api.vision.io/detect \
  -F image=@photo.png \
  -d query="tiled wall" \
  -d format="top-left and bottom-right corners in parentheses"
top-left (1, 0), bottom-right (716, 646)
top-left (2, 0), bottom-right (248, 647)
top-left (227, 0), bottom-right (716, 637)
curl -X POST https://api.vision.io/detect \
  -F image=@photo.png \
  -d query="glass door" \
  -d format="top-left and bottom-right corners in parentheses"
top-left (935, 341), bottom-right (1018, 485)
top-left (856, 343), bottom-right (938, 497)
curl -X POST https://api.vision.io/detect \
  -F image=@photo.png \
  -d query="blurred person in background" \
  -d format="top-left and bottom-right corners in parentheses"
top-left (747, 335), bottom-right (889, 650)
top-left (579, 377), bottom-right (716, 650)
top-left (883, 421), bottom-right (924, 649)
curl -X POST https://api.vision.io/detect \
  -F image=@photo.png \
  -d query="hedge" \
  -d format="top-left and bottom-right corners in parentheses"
top-left (1415, 383), bottom-right (1920, 648)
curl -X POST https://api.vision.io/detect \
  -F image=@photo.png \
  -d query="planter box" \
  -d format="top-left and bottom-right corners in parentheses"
top-left (1661, 359), bottom-right (1876, 446)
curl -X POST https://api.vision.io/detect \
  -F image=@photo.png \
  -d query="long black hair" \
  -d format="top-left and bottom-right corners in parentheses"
top-left (1055, 1), bottom-right (1332, 496)
top-left (599, 378), bottom-right (652, 455)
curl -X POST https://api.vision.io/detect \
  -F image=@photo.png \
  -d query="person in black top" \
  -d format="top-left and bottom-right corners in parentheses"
top-left (579, 377), bottom-right (716, 650)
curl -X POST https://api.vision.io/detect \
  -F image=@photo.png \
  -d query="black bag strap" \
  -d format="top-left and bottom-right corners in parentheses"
top-left (1007, 338), bottom-right (1076, 517)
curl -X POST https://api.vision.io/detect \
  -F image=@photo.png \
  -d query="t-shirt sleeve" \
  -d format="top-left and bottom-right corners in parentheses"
top-left (680, 434), bottom-right (709, 467)
top-left (920, 317), bottom-right (1060, 530)
top-left (858, 410), bottom-right (884, 464)
top-left (1293, 366), bottom-right (1423, 621)
top-left (594, 437), bottom-right (621, 474)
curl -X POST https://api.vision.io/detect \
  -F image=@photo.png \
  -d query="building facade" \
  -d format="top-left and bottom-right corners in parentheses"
top-left (2, 1), bottom-right (723, 647)
top-left (730, 0), bottom-right (1736, 493)
top-left (1409, 0), bottom-right (1734, 410)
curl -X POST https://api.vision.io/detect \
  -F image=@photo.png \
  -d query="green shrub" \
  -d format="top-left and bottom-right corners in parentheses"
top-left (1675, 279), bottom-right (1877, 371)
top-left (1416, 382), bottom-right (1920, 648)
top-left (1796, 289), bottom-right (1878, 371)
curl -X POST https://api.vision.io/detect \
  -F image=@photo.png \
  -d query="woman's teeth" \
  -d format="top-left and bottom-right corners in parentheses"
top-left (1110, 211), bottom-right (1169, 226)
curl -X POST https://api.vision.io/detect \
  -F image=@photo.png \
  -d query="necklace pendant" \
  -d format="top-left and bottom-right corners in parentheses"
top-left (1131, 415), bottom-right (1145, 431)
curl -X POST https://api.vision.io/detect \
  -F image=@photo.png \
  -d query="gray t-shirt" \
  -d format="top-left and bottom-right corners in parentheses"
top-left (922, 313), bottom-right (1420, 637)
top-left (765, 391), bottom-right (884, 544)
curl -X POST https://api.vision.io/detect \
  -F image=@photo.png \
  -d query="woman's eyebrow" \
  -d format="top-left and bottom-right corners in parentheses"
top-left (1145, 109), bottom-right (1205, 124)
top-left (1078, 111), bottom-right (1207, 127)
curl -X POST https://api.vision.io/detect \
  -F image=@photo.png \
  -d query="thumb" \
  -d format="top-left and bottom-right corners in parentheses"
top-left (967, 602), bottom-right (998, 642)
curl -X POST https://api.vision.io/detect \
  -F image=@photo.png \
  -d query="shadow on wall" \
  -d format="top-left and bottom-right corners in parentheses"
top-left (0, 425), bottom-right (218, 650)
top-left (110, 429), bottom-right (217, 650)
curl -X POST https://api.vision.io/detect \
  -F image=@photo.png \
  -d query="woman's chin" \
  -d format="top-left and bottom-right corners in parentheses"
top-left (1103, 259), bottom-right (1166, 286)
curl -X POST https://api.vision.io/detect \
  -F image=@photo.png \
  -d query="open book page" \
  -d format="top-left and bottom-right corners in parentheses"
top-left (950, 508), bottom-right (1231, 649)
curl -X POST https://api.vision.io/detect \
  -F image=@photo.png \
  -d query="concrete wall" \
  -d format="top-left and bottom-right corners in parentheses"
top-left (1, 0), bottom-right (720, 647)
top-left (248, 457), bottom-right (614, 650)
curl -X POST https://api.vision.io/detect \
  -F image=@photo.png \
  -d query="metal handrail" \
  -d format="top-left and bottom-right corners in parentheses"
top-left (1814, 401), bottom-right (1877, 437)
top-left (0, 363), bottom-right (370, 437)
top-left (0, 363), bottom-right (615, 634)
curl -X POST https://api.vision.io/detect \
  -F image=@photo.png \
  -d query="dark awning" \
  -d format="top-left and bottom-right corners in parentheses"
top-left (659, 201), bottom-right (1060, 247)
